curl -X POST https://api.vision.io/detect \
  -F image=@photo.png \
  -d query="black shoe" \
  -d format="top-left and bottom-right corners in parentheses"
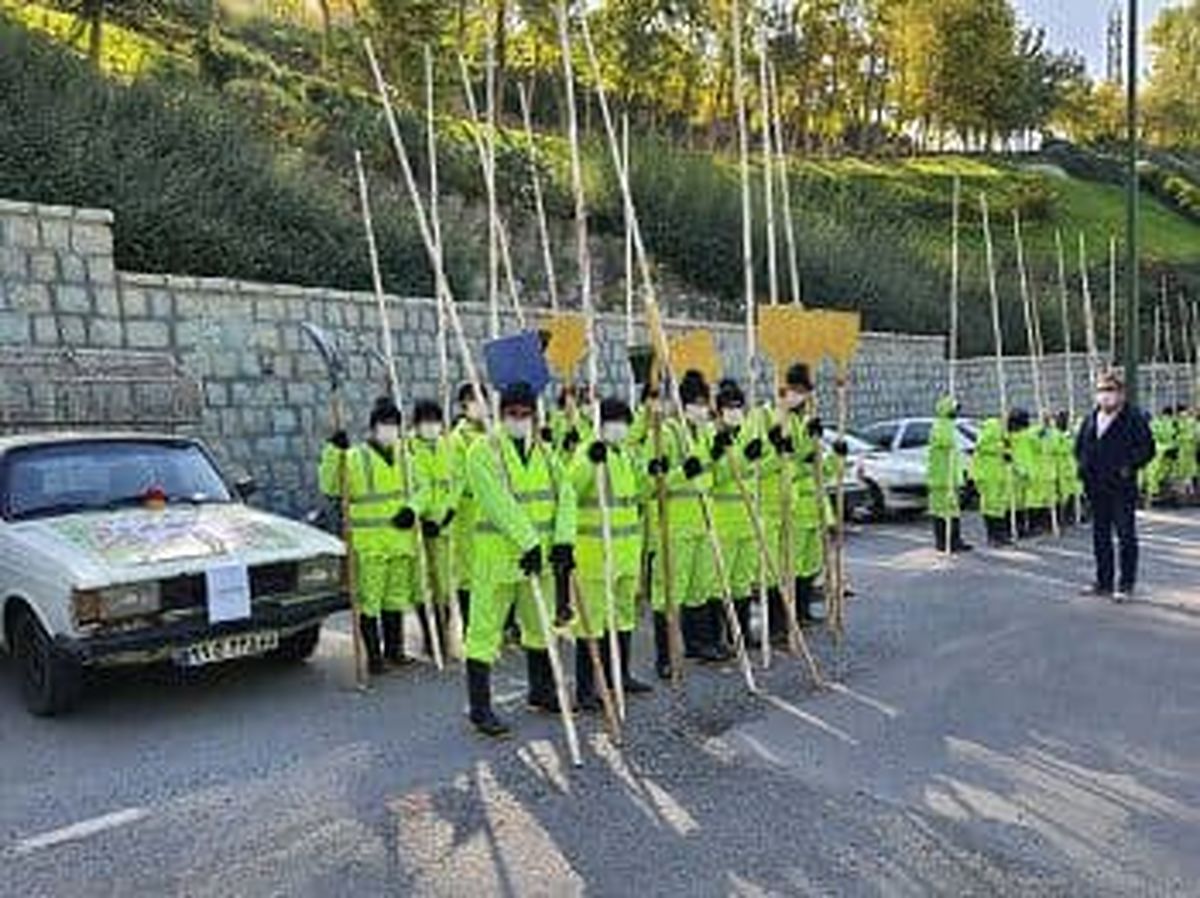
top-left (766, 586), bottom-right (790, 645)
top-left (575, 641), bottom-right (602, 712)
top-left (950, 519), bottom-right (974, 553)
top-left (466, 659), bottom-right (510, 737)
top-left (1081, 583), bottom-right (1114, 597)
top-left (617, 630), bottom-right (653, 694)
top-left (382, 610), bottom-right (415, 668)
top-left (682, 606), bottom-right (705, 659)
top-left (360, 615), bottom-right (385, 675)
top-left (1115, 584), bottom-right (1136, 602)
top-left (525, 649), bottom-right (561, 713)
top-left (795, 577), bottom-right (824, 628)
top-left (697, 602), bottom-right (731, 663)
top-left (932, 518), bottom-right (949, 551)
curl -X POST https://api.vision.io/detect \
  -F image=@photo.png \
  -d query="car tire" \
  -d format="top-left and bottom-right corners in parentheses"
top-left (12, 608), bottom-right (82, 717)
top-left (269, 624), bottom-right (321, 663)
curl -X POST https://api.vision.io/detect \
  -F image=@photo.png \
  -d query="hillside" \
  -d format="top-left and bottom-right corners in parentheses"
top-left (2, 5), bottom-right (1199, 357)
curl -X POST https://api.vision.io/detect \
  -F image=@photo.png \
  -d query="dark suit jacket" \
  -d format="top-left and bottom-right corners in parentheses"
top-left (1074, 404), bottom-right (1155, 497)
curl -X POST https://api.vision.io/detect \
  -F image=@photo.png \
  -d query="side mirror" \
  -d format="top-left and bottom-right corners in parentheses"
top-left (234, 475), bottom-right (258, 501)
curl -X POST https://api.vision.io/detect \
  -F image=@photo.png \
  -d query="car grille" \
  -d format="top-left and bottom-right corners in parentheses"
top-left (157, 562), bottom-right (298, 611)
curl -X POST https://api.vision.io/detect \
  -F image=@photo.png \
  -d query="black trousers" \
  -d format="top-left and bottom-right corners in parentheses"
top-left (1090, 487), bottom-right (1138, 591)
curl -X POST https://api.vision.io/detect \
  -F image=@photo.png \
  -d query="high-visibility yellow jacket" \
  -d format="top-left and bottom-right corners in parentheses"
top-left (319, 441), bottom-right (419, 555)
top-left (660, 417), bottom-right (713, 537)
top-left (467, 432), bottom-right (577, 585)
top-left (410, 434), bottom-right (459, 525)
top-left (567, 443), bottom-right (644, 579)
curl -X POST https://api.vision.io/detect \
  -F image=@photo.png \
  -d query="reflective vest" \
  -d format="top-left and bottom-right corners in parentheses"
top-left (568, 445), bottom-right (643, 578)
top-left (410, 434), bottom-right (456, 524)
top-left (318, 442), bottom-right (417, 555)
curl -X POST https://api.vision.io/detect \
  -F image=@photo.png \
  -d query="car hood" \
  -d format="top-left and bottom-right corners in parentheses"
top-left (5, 504), bottom-right (344, 588)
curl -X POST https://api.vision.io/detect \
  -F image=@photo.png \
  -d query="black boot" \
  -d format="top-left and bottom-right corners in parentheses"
top-left (653, 612), bottom-right (673, 680)
top-left (985, 516), bottom-right (1012, 547)
top-left (360, 614), bottom-right (385, 675)
top-left (466, 659), bottom-right (509, 737)
top-left (932, 518), bottom-right (949, 551)
top-left (698, 601), bottom-right (730, 663)
top-left (381, 610), bottom-right (412, 667)
top-left (575, 641), bottom-right (602, 712)
top-left (457, 589), bottom-right (471, 630)
top-left (796, 577), bottom-right (824, 628)
top-left (736, 599), bottom-right (759, 651)
top-left (618, 630), bottom-right (653, 694)
top-left (950, 518), bottom-right (974, 552)
top-left (525, 649), bottom-right (561, 713)
top-left (682, 606), bottom-right (705, 659)
top-left (415, 603), bottom-right (434, 658)
top-left (767, 586), bottom-right (789, 645)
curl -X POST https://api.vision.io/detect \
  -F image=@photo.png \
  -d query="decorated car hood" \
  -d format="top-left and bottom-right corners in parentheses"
top-left (4, 504), bottom-right (344, 588)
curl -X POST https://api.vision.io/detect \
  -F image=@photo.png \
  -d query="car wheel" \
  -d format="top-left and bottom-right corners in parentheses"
top-left (269, 624), bottom-right (321, 663)
top-left (865, 481), bottom-right (887, 520)
top-left (12, 608), bottom-right (82, 716)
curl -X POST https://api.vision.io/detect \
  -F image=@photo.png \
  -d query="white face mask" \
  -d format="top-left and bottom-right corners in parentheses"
top-left (782, 390), bottom-right (808, 411)
top-left (373, 424), bottom-right (400, 445)
top-left (721, 408), bottom-right (745, 427)
top-left (504, 417), bottom-right (532, 441)
top-left (602, 422), bottom-right (630, 445)
top-left (685, 403), bottom-right (710, 424)
top-left (465, 400), bottom-right (485, 423)
top-left (417, 422), bottom-right (441, 441)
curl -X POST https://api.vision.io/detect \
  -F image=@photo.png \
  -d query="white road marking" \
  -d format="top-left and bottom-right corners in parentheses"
top-left (11, 807), bottom-right (149, 856)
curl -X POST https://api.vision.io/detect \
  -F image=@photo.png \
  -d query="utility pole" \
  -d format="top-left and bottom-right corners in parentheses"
top-left (1124, 0), bottom-right (1140, 403)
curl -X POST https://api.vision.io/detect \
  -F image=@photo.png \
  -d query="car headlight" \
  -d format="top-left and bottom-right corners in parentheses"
top-left (73, 582), bottom-right (161, 625)
top-left (297, 556), bottom-right (342, 592)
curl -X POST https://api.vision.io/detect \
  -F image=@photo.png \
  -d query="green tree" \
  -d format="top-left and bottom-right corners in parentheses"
top-left (1145, 0), bottom-right (1200, 148)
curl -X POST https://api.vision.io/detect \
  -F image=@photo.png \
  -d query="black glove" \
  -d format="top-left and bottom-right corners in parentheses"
top-left (393, 507), bottom-right (416, 530)
top-left (832, 439), bottom-right (849, 458)
top-left (441, 509), bottom-right (456, 528)
top-left (554, 568), bottom-right (573, 627)
top-left (329, 430), bottom-right (350, 450)
top-left (539, 426), bottom-right (554, 444)
top-left (648, 456), bottom-right (669, 478)
top-left (587, 440), bottom-right (608, 465)
top-left (744, 438), bottom-right (764, 462)
top-left (806, 417), bottom-right (824, 438)
top-left (549, 543), bottom-right (575, 573)
top-left (684, 456), bottom-right (703, 480)
top-left (519, 545), bottom-right (543, 577)
top-left (1003, 452), bottom-right (1014, 464)
top-left (562, 428), bottom-right (581, 453)
top-left (421, 519), bottom-right (441, 539)
top-left (711, 430), bottom-right (734, 461)
top-left (768, 425), bottom-right (794, 455)
top-left (802, 451), bottom-right (817, 465)
top-left (1165, 447), bottom-right (1180, 461)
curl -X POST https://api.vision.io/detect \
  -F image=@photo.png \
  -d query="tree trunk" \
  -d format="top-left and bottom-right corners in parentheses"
top-left (316, 0), bottom-right (331, 72)
top-left (85, 0), bottom-right (102, 67)
top-left (494, 0), bottom-right (508, 124)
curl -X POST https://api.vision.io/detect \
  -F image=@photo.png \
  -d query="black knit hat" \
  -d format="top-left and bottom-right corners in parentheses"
top-left (457, 382), bottom-right (488, 403)
top-left (413, 399), bottom-right (442, 425)
top-left (1008, 408), bottom-right (1031, 431)
top-left (785, 363), bottom-right (813, 391)
top-left (678, 369), bottom-right (710, 405)
top-left (716, 378), bottom-right (745, 410)
top-left (369, 396), bottom-right (402, 427)
top-left (600, 397), bottom-right (633, 424)
top-left (500, 381), bottom-right (537, 412)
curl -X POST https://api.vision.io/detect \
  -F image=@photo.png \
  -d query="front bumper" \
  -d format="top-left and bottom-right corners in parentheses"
top-left (54, 592), bottom-right (348, 667)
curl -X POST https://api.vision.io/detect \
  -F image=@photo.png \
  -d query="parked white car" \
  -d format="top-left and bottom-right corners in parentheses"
top-left (850, 418), bottom-right (978, 516)
top-left (0, 433), bottom-right (347, 715)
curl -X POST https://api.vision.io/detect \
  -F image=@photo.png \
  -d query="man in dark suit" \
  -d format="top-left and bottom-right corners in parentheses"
top-left (1074, 372), bottom-right (1155, 600)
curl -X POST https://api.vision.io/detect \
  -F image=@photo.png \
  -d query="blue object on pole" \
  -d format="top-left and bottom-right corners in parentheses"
top-left (484, 330), bottom-right (551, 395)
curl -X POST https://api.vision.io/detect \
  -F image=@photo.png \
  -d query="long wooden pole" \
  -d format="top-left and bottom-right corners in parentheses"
top-left (426, 47), bottom-right (465, 661)
top-left (623, 113), bottom-right (637, 406)
top-left (485, 33), bottom-right (499, 338)
top-left (980, 194), bottom-right (1017, 540)
top-left (1078, 233), bottom-right (1100, 391)
top-left (1108, 235), bottom-right (1119, 369)
top-left (1055, 230), bottom-right (1082, 522)
top-left (1164, 277), bottom-right (1179, 411)
top-left (556, 1), bottom-right (625, 723)
top-left (353, 150), bottom-right (444, 672)
top-left (769, 63), bottom-right (801, 306)
top-left (949, 176), bottom-right (960, 401)
top-left (365, 39), bottom-right (582, 767)
top-left (517, 82), bottom-right (559, 312)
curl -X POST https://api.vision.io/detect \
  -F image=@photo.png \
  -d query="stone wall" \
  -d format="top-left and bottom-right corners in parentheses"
top-left (3, 197), bottom-right (1191, 516)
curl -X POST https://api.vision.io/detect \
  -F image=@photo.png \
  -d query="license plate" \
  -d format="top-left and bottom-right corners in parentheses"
top-left (174, 631), bottom-right (278, 667)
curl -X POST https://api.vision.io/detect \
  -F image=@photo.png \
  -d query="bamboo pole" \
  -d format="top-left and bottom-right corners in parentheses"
top-left (576, 5), bottom-right (777, 693)
top-left (485, 34), bottom-right (499, 338)
top-left (517, 82), bottom-right (559, 313)
top-left (556, 1), bottom-right (626, 723)
top-left (1055, 231), bottom-right (1082, 523)
top-left (623, 113), bottom-right (637, 406)
top-left (769, 63), bottom-right (801, 306)
top-left (1078, 234), bottom-right (1100, 391)
top-left (1163, 277), bottom-right (1178, 411)
top-left (943, 176), bottom-right (961, 557)
top-left (426, 46), bottom-right (465, 661)
top-left (365, 39), bottom-right (582, 767)
top-left (353, 150), bottom-right (444, 672)
top-left (980, 194), bottom-right (1017, 541)
top-left (1151, 301), bottom-right (1161, 417)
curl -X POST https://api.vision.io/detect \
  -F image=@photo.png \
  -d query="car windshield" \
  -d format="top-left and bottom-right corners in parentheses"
top-left (1, 440), bottom-right (232, 522)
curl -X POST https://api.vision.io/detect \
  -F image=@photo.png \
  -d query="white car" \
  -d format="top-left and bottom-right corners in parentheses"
top-left (0, 433), bottom-right (347, 715)
top-left (850, 418), bottom-right (978, 516)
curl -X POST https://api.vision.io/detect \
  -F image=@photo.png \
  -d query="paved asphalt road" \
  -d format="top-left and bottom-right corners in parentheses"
top-left (3, 510), bottom-right (1199, 896)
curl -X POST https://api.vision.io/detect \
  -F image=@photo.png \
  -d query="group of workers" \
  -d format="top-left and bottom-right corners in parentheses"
top-left (319, 363), bottom-right (846, 737)
top-left (925, 388), bottom-right (1200, 552)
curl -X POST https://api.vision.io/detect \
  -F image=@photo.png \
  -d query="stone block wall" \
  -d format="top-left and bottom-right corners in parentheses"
top-left (5, 197), bottom-right (1191, 516)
